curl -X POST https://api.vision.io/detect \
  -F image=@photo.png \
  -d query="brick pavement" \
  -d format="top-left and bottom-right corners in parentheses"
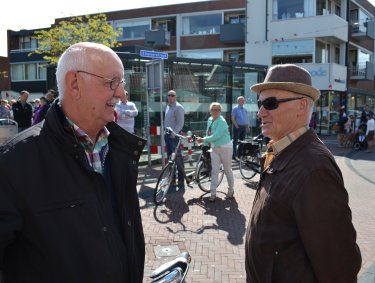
top-left (137, 135), bottom-right (375, 283)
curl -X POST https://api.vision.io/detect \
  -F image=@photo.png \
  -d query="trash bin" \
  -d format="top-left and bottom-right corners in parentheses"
top-left (0, 119), bottom-right (18, 145)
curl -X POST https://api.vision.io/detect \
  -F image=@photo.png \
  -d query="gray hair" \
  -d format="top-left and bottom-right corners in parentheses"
top-left (56, 42), bottom-right (117, 100)
top-left (209, 102), bottom-right (221, 111)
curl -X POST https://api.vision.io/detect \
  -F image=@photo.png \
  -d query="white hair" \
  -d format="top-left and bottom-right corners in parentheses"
top-left (56, 42), bottom-right (119, 100)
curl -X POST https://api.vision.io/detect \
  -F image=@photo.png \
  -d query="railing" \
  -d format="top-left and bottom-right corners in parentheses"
top-left (351, 62), bottom-right (367, 77)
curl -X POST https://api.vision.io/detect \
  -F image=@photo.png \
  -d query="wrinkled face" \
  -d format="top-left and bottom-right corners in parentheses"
top-left (210, 105), bottom-right (221, 119)
top-left (76, 51), bottom-right (124, 128)
top-left (258, 89), bottom-right (305, 141)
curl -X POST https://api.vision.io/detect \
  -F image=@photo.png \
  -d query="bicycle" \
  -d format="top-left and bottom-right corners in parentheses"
top-left (154, 127), bottom-right (224, 205)
top-left (237, 135), bottom-right (264, 180)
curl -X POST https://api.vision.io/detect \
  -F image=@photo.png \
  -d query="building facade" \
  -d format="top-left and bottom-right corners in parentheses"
top-left (247, 0), bottom-right (375, 134)
top-left (4, 0), bottom-right (375, 138)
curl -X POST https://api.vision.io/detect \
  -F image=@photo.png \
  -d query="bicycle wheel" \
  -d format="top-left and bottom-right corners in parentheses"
top-left (239, 155), bottom-right (258, 180)
top-left (154, 163), bottom-right (175, 205)
top-left (196, 161), bottom-right (224, 193)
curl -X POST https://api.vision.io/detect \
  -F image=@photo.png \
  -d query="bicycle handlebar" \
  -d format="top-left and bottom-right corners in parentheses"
top-left (150, 252), bottom-right (191, 283)
top-left (165, 127), bottom-right (195, 142)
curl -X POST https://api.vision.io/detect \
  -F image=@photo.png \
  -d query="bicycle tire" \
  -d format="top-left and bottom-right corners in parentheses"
top-left (196, 160), bottom-right (224, 193)
top-left (239, 155), bottom-right (258, 180)
top-left (154, 163), bottom-right (175, 205)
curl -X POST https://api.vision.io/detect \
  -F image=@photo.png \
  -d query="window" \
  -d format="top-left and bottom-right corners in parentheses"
top-left (19, 36), bottom-right (37, 50)
top-left (224, 11), bottom-right (246, 24)
top-left (182, 13), bottom-right (222, 35)
top-left (11, 63), bottom-right (47, 81)
top-left (180, 50), bottom-right (223, 60)
top-left (273, 0), bottom-right (309, 20)
top-left (151, 18), bottom-right (176, 36)
top-left (224, 50), bottom-right (245, 63)
top-left (114, 19), bottom-right (150, 40)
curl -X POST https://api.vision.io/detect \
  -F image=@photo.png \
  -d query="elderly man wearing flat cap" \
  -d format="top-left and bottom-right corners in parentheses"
top-left (245, 64), bottom-right (361, 283)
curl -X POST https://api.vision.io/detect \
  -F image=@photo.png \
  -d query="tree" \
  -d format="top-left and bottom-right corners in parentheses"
top-left (31, 14), bottom-right (122, 64)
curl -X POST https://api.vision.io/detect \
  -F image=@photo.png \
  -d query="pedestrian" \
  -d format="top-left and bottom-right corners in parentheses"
top-left (12, 90), bottom-right (33, 132)
top-left (45, 89), bottom-right (56, 105)
top-left (0, 42), bottom-right (146, 283)
top-left (197, 102), bottom-right (234, 202)
top-left (115, 90), bottom-right (138, 133)
top-left (0, 99), bottom-right (11, 119)
top-left (32, 96), bottom-right (50, 125)
top-left (360, 104), bottom-right (374, 124)
top-left (164, 89), bottom-right (185, 187)
top-left (231, 95), bottom-right (248, 159)
top-left (365, 113), bottom-right (374, 153)
top-left (246, 64), bottom-right (361, 283)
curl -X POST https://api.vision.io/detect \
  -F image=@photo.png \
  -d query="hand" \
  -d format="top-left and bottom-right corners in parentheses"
top-left (196, 137), bottom-right (204, 144)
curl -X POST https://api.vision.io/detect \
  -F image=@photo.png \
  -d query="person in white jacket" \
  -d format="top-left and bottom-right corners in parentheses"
top-left (115, 91), bottom-right (138, 133)
top-left (365, 113), bottom-right (375, 153)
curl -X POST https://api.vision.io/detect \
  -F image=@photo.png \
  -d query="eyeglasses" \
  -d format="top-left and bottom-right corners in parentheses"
top-left (167, 94), bottom-right (176, 97)
top-left (258, 97), bottom-right (304, 110)
top-left (77, 70), bottom-right (125, 91)
top-left (210, 108), bottom-right (221, 112)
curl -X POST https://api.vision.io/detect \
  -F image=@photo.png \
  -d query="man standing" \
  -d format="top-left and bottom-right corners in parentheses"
top-left (246, 64), bottom-right (361, 283)
top-left (12, 90), bottom-right (33, 132)
top-left (164, 90), bottom-right (185, 186)
top-left (115, 90), bottom-right (138, 133)
top-left (0, 42), bottom-right (146, 283)
top-left (360, 104), bottom-right (374, 124)
top-left (231, 96), bottom-right (248, 159)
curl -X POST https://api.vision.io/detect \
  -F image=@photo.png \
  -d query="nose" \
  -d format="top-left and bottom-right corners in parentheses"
top-left (257, 106), bottom-right (267, 119)
top-left (113, 85), bottom-right (125, 98)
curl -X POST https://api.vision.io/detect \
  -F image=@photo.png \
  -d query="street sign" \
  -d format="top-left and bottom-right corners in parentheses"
top-left (140, 50), bottom-right (168, 60)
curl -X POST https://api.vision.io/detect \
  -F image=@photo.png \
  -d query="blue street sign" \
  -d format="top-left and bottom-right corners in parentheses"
top-left (140, 50), bottom-right (168, 60)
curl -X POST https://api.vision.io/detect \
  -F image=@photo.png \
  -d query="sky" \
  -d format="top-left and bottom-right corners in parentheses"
top-left (1, 0), bottom-right (375, 57)
top-left (0, 0), bottom-right (207, 57)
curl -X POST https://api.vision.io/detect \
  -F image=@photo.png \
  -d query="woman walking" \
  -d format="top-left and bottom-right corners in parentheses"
top-left (197, 102), bottom-right (234, 202)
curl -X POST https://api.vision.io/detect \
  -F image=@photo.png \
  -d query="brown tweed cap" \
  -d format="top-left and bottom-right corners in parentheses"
top-left (251, 64), bottom-right (321, 102)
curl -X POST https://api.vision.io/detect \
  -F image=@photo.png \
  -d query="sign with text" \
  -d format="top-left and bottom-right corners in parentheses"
top-left (140, 50), bottom-right (168, 60)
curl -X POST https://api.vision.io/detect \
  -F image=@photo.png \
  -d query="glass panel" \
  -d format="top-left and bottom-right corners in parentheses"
top-left (182, 13), bottom-right (221, 35)
top-left (25, 64), bottom-right (36, 80)
top-left (180, 50), bottom-right (222, 60)
top-left (38, 63), bottom-right (47, 80)
top-left (276, 0), bottom-right (304, 20)
top-left (11, 64), bottom-right (24, 81)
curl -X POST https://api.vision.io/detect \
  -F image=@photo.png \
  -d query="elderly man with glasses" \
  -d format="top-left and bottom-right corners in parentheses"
top-left (245, 64), bottom-right (361, 283)
top-left (0, 42), bottom-right (146, 283)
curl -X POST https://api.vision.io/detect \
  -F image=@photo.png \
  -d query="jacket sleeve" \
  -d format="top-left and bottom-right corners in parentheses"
top-left (0, 171), bottom-right (22, 268)
top-left (293, 167), bottom-right (361, 283)
top-left (125, 103), bottom-right (138, 118)
top-left (173, 105), bottom-right (185, 133)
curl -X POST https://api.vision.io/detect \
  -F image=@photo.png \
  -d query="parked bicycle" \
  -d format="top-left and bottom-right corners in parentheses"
top-left (237, 135), bottom-right (264, 180)
top-left (154, 127), bottom-right (224, 205)
top-left (149, 252), bottom-right (191, 283)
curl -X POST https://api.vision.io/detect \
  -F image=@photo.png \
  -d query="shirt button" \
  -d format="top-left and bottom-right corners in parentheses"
top-left (103, 227), bottom-right (108, 232)
top-left (127, 220), bottom-right (131, 226)
top-left (274, 251), bottom-right (278, 255)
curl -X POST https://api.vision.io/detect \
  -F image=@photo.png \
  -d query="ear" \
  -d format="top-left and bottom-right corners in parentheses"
top-left (65, 71), bottom-right (81, 100)
top-left (297, 98), bottom-right (308, 116)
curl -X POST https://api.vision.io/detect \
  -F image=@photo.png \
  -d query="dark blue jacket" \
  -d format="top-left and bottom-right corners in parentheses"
top-left (0, 102), bottom-right (146, 283)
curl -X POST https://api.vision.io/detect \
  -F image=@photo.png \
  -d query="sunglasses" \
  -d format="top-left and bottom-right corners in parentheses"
top-left (210, 108), bottom-right (221, 112)
top-left (258, 97), bottom-right (304, 110)
top-left (167, 94), bottom-right (176, 97)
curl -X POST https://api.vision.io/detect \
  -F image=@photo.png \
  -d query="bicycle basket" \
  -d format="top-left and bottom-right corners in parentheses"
top-left (237, 141), bottom-right (259, 158)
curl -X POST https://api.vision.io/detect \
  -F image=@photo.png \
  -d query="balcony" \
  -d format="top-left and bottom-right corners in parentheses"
top-left (351, 19), bottom-right (375, 40)
top-left (144, 30), bottom-right (171, 48)
top-left (351, 62), bottom-right (374, 81)
top-left (220, 23), bottom-right (245, 43)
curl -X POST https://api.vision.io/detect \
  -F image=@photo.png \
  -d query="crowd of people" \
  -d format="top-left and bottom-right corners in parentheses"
top-left (0, 41), bottom-right (365, 282)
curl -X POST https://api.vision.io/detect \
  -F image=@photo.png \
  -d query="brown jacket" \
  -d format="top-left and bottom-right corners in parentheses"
top-left (245, 129), bottom-right (361, 283)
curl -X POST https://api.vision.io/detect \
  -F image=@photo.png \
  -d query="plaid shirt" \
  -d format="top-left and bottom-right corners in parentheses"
top-left (67, 119), bottom-right (109, 174)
